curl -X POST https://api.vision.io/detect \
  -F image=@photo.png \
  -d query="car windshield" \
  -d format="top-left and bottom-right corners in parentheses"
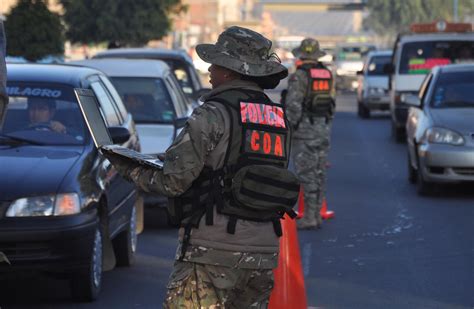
top-left (110, 77), bottom-right (176, 124)
top-left (1, 82), bottom-right (86, 145)
top-left (430, 71), bottom-right (474, 108)
top-left (367, 55), bottom-right (391, 76)
top-left (165, 60), bottom-right (195, 95)
top-left (399, 41), bottom-right (474, 74)
top-left (337, 45), bottom-right (376, 61)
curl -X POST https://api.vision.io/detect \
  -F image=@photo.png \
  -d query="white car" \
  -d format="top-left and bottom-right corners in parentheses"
top-left (356, 50), bottom-right (392, 118)
top-left (405, 64), bottom-right (474, 195)
top-left (70, 59), bottom-right (191, 155)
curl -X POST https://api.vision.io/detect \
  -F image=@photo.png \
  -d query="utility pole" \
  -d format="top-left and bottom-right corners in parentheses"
top-left (453, 0), bottom-right (458, 22)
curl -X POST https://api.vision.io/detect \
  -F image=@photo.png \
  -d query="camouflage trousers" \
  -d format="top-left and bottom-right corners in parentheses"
top-left (291, 127), bottom-right (330, 229)
top-left (163, 261), bottom-right (274, 308)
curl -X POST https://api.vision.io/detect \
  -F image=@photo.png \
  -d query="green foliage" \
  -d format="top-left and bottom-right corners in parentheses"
top-left (60, 0), bottom-right (186, 46)
top-left (364, 0), bottom-right (474, 36)
top-left (5, 0), bottom-right (64, 61)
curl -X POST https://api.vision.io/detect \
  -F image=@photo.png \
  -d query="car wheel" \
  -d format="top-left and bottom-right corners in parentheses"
top-left (416, 158), bottom-right (433, 195)
top-left (407, 152), bottom-right (417, 184)
top-left (114, 204), bottom-right (138, 267)
top-left (391, 121), bottom-right (405, 143)
top-left (70, 225), bottom-right (103, 302)
top-left (358, 101), bottom-right (370, 118)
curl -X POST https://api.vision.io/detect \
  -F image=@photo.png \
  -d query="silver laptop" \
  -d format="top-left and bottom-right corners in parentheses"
top-left (74, 88), bottom-right (163, 169)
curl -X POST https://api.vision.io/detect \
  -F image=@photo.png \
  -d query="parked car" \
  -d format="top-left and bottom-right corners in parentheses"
top-left (70, 58), bottom-right (190, 155)
top-left (356, 50), bottom-right (392, 118)
top-left (0, 63), bottom-right (143, 301)
top-left (405, 63), bottom-right (474, 195)
top-left (334, 43), bottom-right (376, 92)
top-left (386, 21), bottom-right (474, 142)
top-left (93, 48), bottom-right (211, 105)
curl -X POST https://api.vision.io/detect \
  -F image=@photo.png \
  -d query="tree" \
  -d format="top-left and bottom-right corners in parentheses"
top-left (364, 0), bottom-right (474, 37)
top-left (60, 0), bottom-right (187, 46)
top-left (5, 0), bottom-right (64, 61)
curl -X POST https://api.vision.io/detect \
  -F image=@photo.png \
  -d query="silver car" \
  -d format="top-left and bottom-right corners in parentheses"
top-left (405, 63), bottom-right (474, 195)
top-left (356, 50), bottom-right (392, 118)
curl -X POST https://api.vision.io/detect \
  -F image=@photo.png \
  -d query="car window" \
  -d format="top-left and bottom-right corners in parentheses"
top-left (169, 73), bottom-right (191, 113)
top-left (173, 67), bottom-right (194, 95)
top-left (164, 76), bottom-right (188, 117)
top-left (110, 77), bottom-right (176, 124)
top-left (418, 73), bottom-right (433, 104)
top-left (2, 82), bottom-right (86, 145)
top-left (99, 75), bottom-right (128, 121)
top-left (399, 41), bottom-right (474, 74)
top-left (366, 55), bottom-right (391, 76)
top-left (430, 71), bottom-right (474, 108)
top-left (90, 81), bottom-right (120, 126)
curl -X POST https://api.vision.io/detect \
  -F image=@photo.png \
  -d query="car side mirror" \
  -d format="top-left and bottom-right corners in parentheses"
top-left (173, 116), bottom-right (188, 129)
top-left (400, 94), bottom-right (421, 107)
top-left (109, 126), bottom-right (131, 144)
top-left (383, 63), bottom-right (394, 75)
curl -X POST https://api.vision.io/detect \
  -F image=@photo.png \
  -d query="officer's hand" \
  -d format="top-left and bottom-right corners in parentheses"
top-left (102, 152), bottom-right (139, 180)
top-left (157, 153), bottom-right (165, 161)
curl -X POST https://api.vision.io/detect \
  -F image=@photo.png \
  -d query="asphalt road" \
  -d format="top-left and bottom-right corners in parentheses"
top-left (1, 93), bottom-right (473, 308)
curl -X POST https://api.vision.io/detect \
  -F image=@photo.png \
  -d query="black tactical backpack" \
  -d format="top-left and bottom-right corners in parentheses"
top-left (299, 62), bottom-right (335, 121)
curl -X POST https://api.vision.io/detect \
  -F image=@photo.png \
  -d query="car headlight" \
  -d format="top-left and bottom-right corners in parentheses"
top-left (423, 127), bottom-right (464, 146)
top-left (368, 87), bottom-right (386, 95)
top-left (6, 193), bottom-right (81, 217)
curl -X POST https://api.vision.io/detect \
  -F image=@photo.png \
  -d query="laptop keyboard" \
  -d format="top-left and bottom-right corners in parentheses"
top-left (109, 147), bottom-right (157, 161)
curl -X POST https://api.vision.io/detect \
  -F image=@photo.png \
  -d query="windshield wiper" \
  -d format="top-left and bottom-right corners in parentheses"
top-left (0, 133), bottom-right (44, 146)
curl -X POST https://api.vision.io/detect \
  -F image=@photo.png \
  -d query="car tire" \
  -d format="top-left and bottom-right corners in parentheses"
top-left (391, 121), bottom-right (405, 143)
top-left (407, 152), bottom-right (417, 184)
top-left (113, 204), bottom-right (137, 267)
top-left (416, 158), bottom-right (433, 195)
top-left (70, 225), bottom-right (103, 302)
top-left (358, 101), bottom-right (370, 118)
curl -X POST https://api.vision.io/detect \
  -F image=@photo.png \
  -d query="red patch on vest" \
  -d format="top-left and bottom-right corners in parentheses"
top-left (246, 130), bottom-right (285, 157)
top-left (310, 68), bottom-right (331, 79)
top-left (313, 80), bottom-right (330, 91)
top-left (240, 102), bottom-right (286, 129)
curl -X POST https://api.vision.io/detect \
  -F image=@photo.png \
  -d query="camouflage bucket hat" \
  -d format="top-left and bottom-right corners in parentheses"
top-left (196, 26), bottom-right (287, 77)
top-left (292, 38), bottom-right (326, 60)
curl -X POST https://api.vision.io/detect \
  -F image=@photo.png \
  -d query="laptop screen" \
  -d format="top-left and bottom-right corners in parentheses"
top-left (74, 88), bottom-right (113, 147)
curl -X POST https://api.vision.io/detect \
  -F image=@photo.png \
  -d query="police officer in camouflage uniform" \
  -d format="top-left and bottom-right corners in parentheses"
top-left (286, 38), bottom-right (335, 230)
top-left (106, 26), bottom-right (298, 308)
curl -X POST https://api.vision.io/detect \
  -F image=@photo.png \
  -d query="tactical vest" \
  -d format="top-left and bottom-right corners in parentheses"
top-left (168, 89), bottom-right (300, 258)
top-left (298, 62), bottom-right (335, 122)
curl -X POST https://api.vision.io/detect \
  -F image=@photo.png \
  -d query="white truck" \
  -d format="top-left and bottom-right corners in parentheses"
top-left (387, 21), bottom-right (474, 142)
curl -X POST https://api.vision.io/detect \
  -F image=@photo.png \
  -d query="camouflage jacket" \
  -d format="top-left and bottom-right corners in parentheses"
top-left (286, 60), bottom-right (334, 140)
top-left (128, 79), bottom-right (280, 269)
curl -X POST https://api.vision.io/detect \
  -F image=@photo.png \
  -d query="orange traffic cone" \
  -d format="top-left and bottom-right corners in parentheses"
top-left (320, 198), bottom-right (334, 220)
top-left (269, 214), bottom-right (307, 309)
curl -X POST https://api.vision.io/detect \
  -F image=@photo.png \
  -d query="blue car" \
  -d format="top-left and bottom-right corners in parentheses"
top-left (0, 63), bottom-right (143, 302)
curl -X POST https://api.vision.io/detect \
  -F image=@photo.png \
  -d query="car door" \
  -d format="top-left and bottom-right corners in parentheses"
top-left (407, 73), bottom-right (433, 166)
top-left (88, 76), bottom-right (135, 234)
